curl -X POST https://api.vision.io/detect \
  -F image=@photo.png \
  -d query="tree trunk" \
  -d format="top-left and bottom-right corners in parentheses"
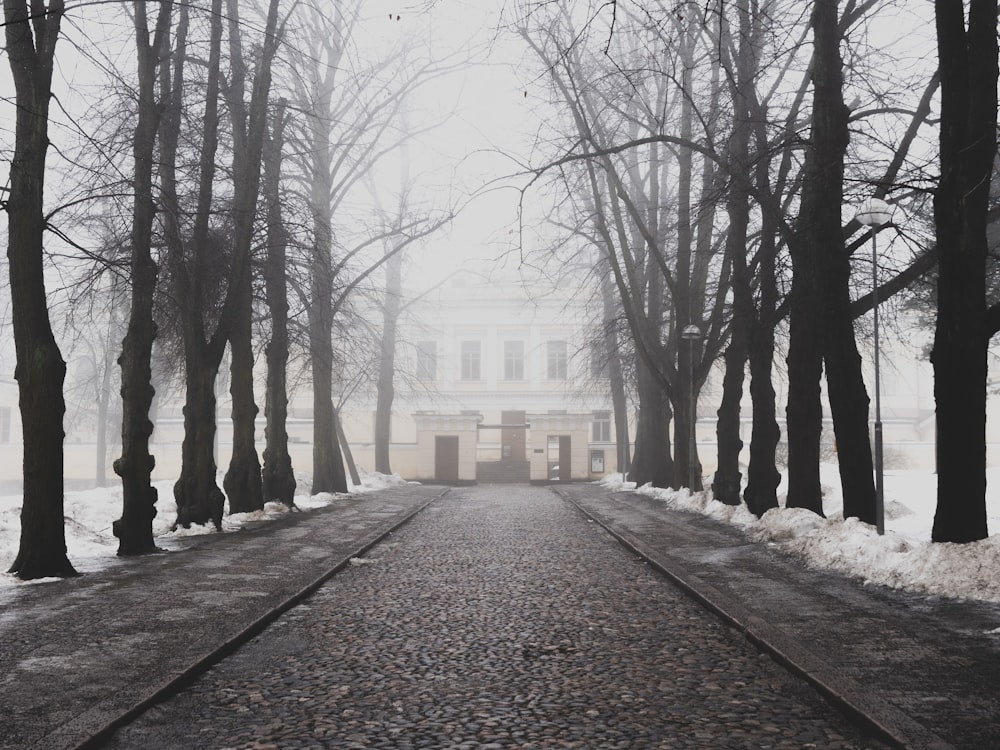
top-left (309, 235), bottom-right (348, 494)
top-left (825, 290), bottom-right (876, 523)
top-left (599, 263), bottom-right (630, 475)
top-left (785, 0), bottom-right (851, 517)
top-left (630, 355), bottom-right (673, 487)
top-left (812, 0), bottom-right (876, 524)
top-left (931, 0), bottom-right (996, 543)
top-left (4, 0), bottom-right (77, 580)
top-left (673, 336), bottom-right (702, 491)
top-left (221, 0), bottom-right (282, 515)
top-left (96, 338), bottom-right (114, 487)
top-left (163, 0), bottom-right (230, 528)
top-left (174, 353), bottom-right (226, 528)
top-left (713, 338), bottom-right (746, 505)
top-left (745, 316), bottom-right (782, 516)
top-left (744, 224), bottom-right (782, 517)
top-left (374, 246), bottom-right (403, 474)
top-left (223, 277), bottom-right (263, 514)
top-left (261, 102), bottom-right (296, 507)
top-left (113, 0), bottom-right (171, 555)
top-left (336, 408), bottom-right (362, 487)
top-left (744, 12), bottom-right (783, 517)
top-left (713, 5), bottom-right (754, 506)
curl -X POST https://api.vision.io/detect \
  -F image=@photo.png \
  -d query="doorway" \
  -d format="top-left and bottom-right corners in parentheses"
top-left (501, 410), bottom-right (526, 462)
top-left (434, 435), bottom-right (459, 481)
top-left (547, 435), bottom-right (571, 481)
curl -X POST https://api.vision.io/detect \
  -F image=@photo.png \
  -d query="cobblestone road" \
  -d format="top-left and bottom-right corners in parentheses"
top-left (103, 486), bottom-right (887, 749)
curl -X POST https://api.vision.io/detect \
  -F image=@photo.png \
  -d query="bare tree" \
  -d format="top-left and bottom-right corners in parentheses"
top-left (931, 0), bottom-right (998, 543)
top-left (3, 0), bottom-right (77, 579)
top-left (260, 99), bottom-right (296, 506)
top-left (113, 0), bottom-right (173, 555)
top-left (221, 0), bottom-right (285, 514)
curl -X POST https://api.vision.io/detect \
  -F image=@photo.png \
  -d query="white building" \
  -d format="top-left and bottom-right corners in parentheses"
top-left (340, 270), bottom-right (621, 483)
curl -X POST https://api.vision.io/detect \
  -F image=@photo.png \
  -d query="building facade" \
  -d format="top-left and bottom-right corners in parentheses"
top-left (339, 270), bottom-right (621, 483)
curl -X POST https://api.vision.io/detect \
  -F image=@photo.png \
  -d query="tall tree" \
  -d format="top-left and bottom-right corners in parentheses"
top-left (931, 0), bottom-right (998, 542)
top-left (294, 3), bottom-right (356, 494)
top-left (260, 100), bottom-right (296, 507)
top-left (711, 0), bottom-right (755, 506)
top-left (374, 241), bottom-right (404, 475)
top-left (4, 0), bottom-right (77, 579)
top-left (785, 0), bottom-right (877, 518)
top-left (221, 0), bottom-right (284, 514)
top-left (161, 0), bottom-right (228, 528)
top-left (113, 0), bottom-right (173, 556)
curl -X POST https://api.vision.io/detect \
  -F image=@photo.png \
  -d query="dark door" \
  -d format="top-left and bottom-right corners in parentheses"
top-left (435, 435), bottom-right (460, 481)
top-left (558, 435), bottom-right (571, 481)
top-left (501, 410), bottom-right (526, 462)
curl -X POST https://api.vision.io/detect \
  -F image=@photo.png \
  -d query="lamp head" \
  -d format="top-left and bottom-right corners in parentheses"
top-left (681, 324), bottom-right (702, 340)
top-left (855, 197), bottom-right (893, 227)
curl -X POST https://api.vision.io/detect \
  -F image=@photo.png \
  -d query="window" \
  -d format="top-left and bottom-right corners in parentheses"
top-left (416, 341), bottom-right (437, 381)
top-left (592, 411), bottom-right (611, 442)
top-left (504, 340), bottom-right (525, 380)
top-left (461, 340), bottom-right (481, 380)
top-left (547, 340), bottom-right (568, 379)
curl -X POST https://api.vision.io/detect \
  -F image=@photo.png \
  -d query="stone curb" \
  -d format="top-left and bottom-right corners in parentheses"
top-left (557, 488), bottom-right (955, 750)
top-left (70, 488), bottom-right (448, 750)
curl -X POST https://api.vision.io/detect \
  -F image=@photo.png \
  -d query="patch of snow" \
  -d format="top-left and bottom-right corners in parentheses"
top-left (0, 470), bottom-right (407, 590)
top-left (627, 464), bottom-right (1000, 604)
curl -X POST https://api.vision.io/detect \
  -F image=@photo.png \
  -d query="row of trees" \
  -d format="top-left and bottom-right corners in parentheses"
top-left (516, 0), bottom-right (997, 544)
top-left (3, 0), bottom-right (453, 579)
top-left (3, 0), bottom-right (997, 585)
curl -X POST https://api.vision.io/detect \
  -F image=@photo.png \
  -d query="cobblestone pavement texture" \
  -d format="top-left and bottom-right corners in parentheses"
top-left (0, 485), bottom-right (444, 750)
top-left (102, 486), bottom-right (888, 750)
top-left (1, 483), bottom-right (997, 749)
top-left (557, 484), bottom-right (1000, 750)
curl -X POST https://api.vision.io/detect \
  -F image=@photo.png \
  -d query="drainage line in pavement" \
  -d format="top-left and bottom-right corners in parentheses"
top-left (556, 489), bottom-right (954, 750)
top-left (71, 489), bottom-right (448, 750)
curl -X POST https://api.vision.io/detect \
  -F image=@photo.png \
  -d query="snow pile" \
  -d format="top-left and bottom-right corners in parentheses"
top-left (601, 465), bottom-right (1000, 603)
top-left (0, 469), bottom-right (405, 588)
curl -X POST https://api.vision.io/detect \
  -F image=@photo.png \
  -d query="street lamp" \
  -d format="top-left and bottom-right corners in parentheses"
top-left (681, 324), bottom-right (703, 491)
top-left (855, 196), bottom-right (893, 535)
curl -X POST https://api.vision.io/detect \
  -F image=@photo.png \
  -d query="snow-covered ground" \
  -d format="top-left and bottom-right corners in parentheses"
top-left (3, 466), bottom-right (1000, 604)
top-left (0, 470), bottom-right (412, 588)
top-left (601, 465), bottom-right (1000, 604)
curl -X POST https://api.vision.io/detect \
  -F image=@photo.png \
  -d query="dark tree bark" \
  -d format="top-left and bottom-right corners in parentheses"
top-left (374, 244), bottom-right (403, 474)
top-left (222, 0), bottom-right (282, 514)
top-left (309, 220), bottom-right (348, 494)
top-left (712, 0), bottom-right (754, 506)
top-left (96, 334), bottom-right (115, 487)
top-left (599, 260), bottom-right (630, 476)
top-left (174, 356), bottom-right (226, 528)
top-left (336, 408), bottom-right (362, 487)
top-left (816, 3), bottom-right (876, 525)
top-left (113, 0), bottom-right (172, 556)
top-left (307, 90), bottom-right (348, 494)
top-left (714, 337), bottom-right (747, 504)
top-left (630, 354), bottom-right (673, 488)
top-left (744, 229), bottom-right (782, 517)
top-left (4, 0), bottom-right (77, 579)
top-left (931, 0), bottom-right (997, 543)
top-left (785, 0), bottom-right (849, 517)
top-left (164, 0), bottom-right (226, 528)
top-left (261, 101), bottom-right (296, 507)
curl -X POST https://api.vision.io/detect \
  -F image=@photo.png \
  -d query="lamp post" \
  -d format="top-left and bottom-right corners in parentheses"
top-left (681, 324), bottom-right (702, 491)
top-left (855, 197), bottom-right (893, 535)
